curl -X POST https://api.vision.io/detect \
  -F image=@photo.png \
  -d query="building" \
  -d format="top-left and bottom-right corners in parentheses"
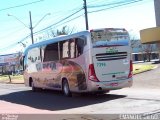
top-left (0, 53), bottom-right (22, 75)
top-left (131, 40), bottom-right (158, 61)
top-left (154, 0), bottom-right (160, 26)
top-left (139, 0), bottom-right (160, 60)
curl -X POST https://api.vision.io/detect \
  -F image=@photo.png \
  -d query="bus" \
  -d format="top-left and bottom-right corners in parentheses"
top-left (22, 28), bottom-right (133, 96)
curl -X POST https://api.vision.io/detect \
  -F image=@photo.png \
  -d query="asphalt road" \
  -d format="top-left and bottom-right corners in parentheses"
top-left (0, 62), bottom-right (160, 120)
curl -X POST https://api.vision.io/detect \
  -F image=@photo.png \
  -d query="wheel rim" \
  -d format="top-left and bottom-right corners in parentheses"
top-left (64, 82), bottom-right (69, 95)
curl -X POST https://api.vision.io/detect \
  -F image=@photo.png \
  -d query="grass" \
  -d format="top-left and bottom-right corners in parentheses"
top-left (0, 75), bottom-right (24, 83)
top-left (133, 64), bottom-right (156, 75)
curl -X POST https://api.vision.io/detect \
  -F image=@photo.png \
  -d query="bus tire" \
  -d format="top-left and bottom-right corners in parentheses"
top-left (62, 80), bottom-right (72, 97)
top-left (31, 80), bottom-right (37, 92)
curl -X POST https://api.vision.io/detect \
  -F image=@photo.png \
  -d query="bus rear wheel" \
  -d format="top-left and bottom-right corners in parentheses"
top-left (62, 80), bottom-right (72, 97)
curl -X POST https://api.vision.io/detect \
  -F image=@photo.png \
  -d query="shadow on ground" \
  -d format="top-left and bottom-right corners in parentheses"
top-left (0, 90), bottom-right (126, 111)
top-left (152, 61), bottom-right (160, 64)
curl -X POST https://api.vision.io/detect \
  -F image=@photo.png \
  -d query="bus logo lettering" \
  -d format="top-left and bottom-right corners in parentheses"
top-left (106, 47), bottom-right (118, 53)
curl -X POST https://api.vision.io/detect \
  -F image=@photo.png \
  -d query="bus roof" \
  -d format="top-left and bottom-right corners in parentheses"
top-left (90, 28), bottom-right (127, 32)
top-left (24, 30), bottom-right (90, 55)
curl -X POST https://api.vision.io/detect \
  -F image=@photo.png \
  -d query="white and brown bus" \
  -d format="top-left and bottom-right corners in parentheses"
top-left (22, 28), bottom-right (133, 96)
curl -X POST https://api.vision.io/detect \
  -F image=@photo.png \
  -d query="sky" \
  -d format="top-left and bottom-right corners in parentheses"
top-left (0, 0), bottom-right (155, 55)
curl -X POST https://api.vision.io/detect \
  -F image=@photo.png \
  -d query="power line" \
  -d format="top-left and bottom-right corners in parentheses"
top-left (0, 0), bottom-right (149, 53)
top-left (0, 8), bottom-right (83, 51)
top-left (0, 35), bottom-right (29, 52)
top-left (88, 0), bottom-right (133, 8)
top-left (88, 0), bottom-right (144, 13)
top-left (0, 7), bottom-right (83, 51)
top-left (0, 14), bottom-right (83, 51)
top-left (34, 8), bottom-right (83, 34)
top-left (0, 6), bottom-right (82, 40)
top-left (51, 14), bottom-right (83, 29)
top-left (47, 6), bottom-right (82, 17)
top-left (87, 0), bottom-right (107, 5)
top-left (0, 27), bottom-right (27, 40)
top-left (29, 0), bottom-right (148, 39)
top-left (38, 6), bottom-right (82, 29)
top-left (34, 14), bottom-right (83, 36)
top-left (0, 0), bottom-right (44, 12)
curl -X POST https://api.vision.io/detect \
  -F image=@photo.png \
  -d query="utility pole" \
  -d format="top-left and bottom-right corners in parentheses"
top-left (29, 11), bottom-right (34, 44)
top-left (8, 12), bottom-right (50, 45)
top-left (83, 0), bottom-right (89, 30)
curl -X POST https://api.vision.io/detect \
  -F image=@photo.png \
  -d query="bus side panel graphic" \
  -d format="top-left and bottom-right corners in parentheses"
top-left (35, 60), bottom-right (87, 90)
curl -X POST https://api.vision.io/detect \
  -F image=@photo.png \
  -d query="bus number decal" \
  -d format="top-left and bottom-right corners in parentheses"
top-left (97, 63), bottom-right (106, 67)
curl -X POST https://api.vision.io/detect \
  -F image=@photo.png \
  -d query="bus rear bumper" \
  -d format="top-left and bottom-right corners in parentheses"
top-left (88, 79), bottom-right (133, 92)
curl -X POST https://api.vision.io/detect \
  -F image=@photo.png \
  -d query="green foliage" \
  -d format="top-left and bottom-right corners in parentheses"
top-left (133, 64), bottom-right (156, 74)
top-left (50, 26), bottom-right (76, 37)
top-left (0, 75), bottom-right (24, 82)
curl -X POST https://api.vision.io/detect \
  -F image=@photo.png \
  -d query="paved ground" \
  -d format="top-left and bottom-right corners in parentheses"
top-left (132, 62), bottom-right (160, 89)
top-left (0, 62), bottom-right (160, 120)
top-left (0, 84), bottom-right (160, 120)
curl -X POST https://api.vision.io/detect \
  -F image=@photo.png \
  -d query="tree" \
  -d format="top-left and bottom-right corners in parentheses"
top-left (130, 36), bottom-right (142, 52)
top-left (142, 44), bottom-right (154, 62)
top-left (34, 26), bottom-right (76, 44)
top-left (49, 26), bottom-right (76, 37)
top-left (156, 43), bottom-right (160, 61)
top-left (130, 36), bottom-right (155, 62)
top-left (130, 38), bottom-right (143, 61)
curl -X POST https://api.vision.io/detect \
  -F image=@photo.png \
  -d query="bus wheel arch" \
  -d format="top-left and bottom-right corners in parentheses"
top-left (62, 78), bottom-right (72, 97)
top-left (29, 77), bottom-right (33, 87)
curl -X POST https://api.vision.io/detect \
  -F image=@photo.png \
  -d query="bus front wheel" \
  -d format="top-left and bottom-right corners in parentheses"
top-left (62, 80), bottom-right (72, 97)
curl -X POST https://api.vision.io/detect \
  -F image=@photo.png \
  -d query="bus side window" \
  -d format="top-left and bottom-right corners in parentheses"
top-left (70, 39), bottom-right (76, 59)
top-left (62, 41), bottom-right (69, 58)
top-left (75, 36), bottom-right (86, 57)
top-left (27, 47), bottom-right (41, 65)
top-left (43, 43), bottom-right (59, 62)
top-left (59, 36), bottom-right (87, 59)
top-left (59, 40), bottom-right (70, 59)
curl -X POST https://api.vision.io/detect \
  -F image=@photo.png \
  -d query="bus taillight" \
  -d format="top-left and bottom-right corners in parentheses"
top-left (128, 60), bottom-right (133, 78)
top-left (88, 64), bottom-right (99, 82)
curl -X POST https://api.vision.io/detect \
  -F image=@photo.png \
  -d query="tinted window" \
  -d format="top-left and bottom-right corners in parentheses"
top-left (75, 37), bottom-right (85, 57)
top-left (59, 36), bottom-right (86, 59)
top-left (43, 43), bottom-right (59, 62)
top-left (91, 28), bottom-right (129, 47)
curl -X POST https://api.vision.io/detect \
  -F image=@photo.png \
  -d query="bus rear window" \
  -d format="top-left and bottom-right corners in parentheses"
top-left (91, 28), bottom-right (129, 47)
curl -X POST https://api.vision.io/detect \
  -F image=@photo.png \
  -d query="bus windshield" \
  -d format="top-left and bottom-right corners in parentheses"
top-left (91, 28), bottom-right (129, 48)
